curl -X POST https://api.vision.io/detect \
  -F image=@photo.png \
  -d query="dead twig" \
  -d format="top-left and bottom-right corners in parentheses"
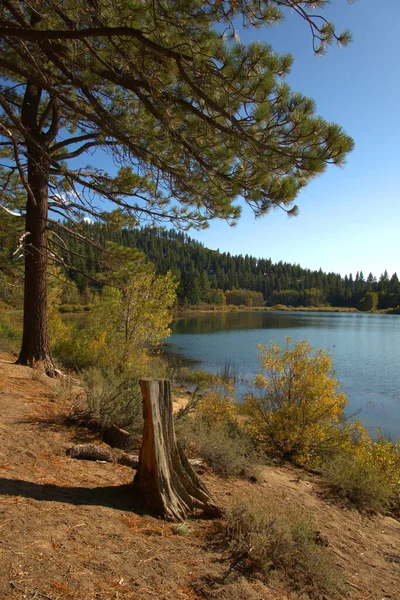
top-left (346, 580), bottom-right (363, 591)
top-left (10, 581), bottom-right (26, 595)
top-left (31, 590), bottom-right (55, 600)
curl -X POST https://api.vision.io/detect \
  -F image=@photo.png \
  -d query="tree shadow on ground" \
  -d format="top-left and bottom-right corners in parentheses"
top-left (0, 477), bottom-right (221, 521)
top-left (0, 477), bottom-right (140, 512)
top-left (15, 413), bottom-right (102, 444)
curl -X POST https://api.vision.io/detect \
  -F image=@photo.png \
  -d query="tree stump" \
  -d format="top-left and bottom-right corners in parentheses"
top-left (134, 378), bottom-right (221, 521)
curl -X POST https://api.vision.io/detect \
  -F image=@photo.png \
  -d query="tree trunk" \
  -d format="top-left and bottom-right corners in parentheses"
top-left (134, 378), bottom-right (221, 522)
top-left (16, 82), bottom-right (56, 375)
top-left (17, 148), bottom-right (55, 374)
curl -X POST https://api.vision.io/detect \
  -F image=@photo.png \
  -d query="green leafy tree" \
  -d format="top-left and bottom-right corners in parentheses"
top-left (209, 288), bottom-right (226, 306)
top-left (358, 291), bottom-right (378, 312)
top-left (55, 245), bottom-right (177, 373)
top-left (0, 0), bottom-right (354, 372)
top-left (226, 288), bottom-right (264, 306)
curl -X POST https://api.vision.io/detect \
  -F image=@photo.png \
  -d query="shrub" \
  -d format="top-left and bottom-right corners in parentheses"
top-left (197, 376), bottom-right (238, 424)
top-left (244, 338), bottom-right (353, 466)
top-left (322, 454), bottom-right (395, 513)
top-left (225, 491), bottom-right (344, 599)
top-left (174, 370), bottom-right (256, 478)
top-left (74, 366), bottom-right (143, 439)
top-left (356, 432), bottom-right (400, 496)
top-left (323, 431), bottom-right (400, 513)
top-left (225, 304), bottom-right (238, 312)
top-left (53, 249), bottom-right (176, 375)
top-left (52, 328), bottom-right (94, 371)
top-left (58, 304), bottom-right (74, 314)
top-left (225, 289), bottom-right (264, 307)
top-left (173, 370), bottom-right (238, 424)
top-left (358, 292), bottom-right (379, 312)
top-left (176, 417), bottom-right (259, 478)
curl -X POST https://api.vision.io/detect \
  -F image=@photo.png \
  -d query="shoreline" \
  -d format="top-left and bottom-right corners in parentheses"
top-left (173, 305), bottom-right (399, 318)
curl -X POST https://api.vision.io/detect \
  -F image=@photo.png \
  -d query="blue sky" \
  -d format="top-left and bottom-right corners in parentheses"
top-left (190, 0), bottom-right (400, 279)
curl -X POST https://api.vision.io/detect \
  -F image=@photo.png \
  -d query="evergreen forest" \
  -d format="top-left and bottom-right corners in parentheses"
top-left (52, 222), bottom-right (400, 311)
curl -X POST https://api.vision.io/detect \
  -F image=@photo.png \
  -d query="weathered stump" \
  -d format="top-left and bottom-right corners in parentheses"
top-left (134, 378), bottom-right (221, 521)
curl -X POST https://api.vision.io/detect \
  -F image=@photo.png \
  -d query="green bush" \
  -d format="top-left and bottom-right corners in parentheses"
top-left (58, 304), bottom-right (74, 313)
top-left (52, 328), bottom-right (93, 370)
top-left (358, 292), bottom-right (378, 312)
top-left (322, 454), bottom-right (395, 513)
top-left (225, 289), bottom-right (264, 307)
top-left (225, 492), bottom-right (344, 599)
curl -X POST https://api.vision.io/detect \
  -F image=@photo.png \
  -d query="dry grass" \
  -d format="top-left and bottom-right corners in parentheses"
top-left (1, 351), bottom-right (400, 600)
top-left (176, 417), bottom-right (261, 479)
top-left (225, 490), bottom-right (345, 599)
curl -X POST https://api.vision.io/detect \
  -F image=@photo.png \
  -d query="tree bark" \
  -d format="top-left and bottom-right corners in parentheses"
top-left (134, 378), bottom-right (221, 522)
top-left (17, 149), bottom-right (54, 372)
top-left (16, 82), bottom-right (56, 375)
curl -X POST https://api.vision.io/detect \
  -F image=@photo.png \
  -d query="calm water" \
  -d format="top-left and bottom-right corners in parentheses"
top-left (167, 311), bottom-right (400, 439)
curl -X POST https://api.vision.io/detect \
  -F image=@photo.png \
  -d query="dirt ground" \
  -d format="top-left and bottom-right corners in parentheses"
top-left (0, 351), bottom-right (399, 600)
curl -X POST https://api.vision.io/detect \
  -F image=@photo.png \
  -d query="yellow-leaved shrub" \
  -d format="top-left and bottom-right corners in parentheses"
top-left (354, 431), bottom-right (400, 505)
top-left (322, 430), bottom-right (400, 512)
top-left (197, 376), bottom-right (238, 424)
top-left (244, 338), bottom-right (354, 465)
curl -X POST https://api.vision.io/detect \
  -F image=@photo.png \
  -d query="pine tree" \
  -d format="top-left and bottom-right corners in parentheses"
top-left (0, 0), bottom-right (354, 371)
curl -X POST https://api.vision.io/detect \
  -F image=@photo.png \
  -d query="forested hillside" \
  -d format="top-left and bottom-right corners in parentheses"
top-left (57, 222), bottom-right (399, 310)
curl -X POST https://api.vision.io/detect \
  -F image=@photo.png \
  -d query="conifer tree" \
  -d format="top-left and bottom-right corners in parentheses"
top-left (0, 0), bottom-right (354, 372)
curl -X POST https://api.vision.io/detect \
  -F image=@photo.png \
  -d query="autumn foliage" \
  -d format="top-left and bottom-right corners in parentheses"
top-left (244, 338), bottom-right (353, 465)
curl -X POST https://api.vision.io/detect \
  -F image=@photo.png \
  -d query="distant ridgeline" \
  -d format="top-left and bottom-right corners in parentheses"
top-left (60, 222), bottom-right (400, 310)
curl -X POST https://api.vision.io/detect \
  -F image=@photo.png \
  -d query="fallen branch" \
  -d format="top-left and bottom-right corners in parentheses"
top-left (66, 443), bottom-right (205, 472)
top-left (67, 443), bottom-right (138, 467)
top-left (66, 444), bottom-right (114, 463)
top-left (346, 581), bottom-right (363, 592)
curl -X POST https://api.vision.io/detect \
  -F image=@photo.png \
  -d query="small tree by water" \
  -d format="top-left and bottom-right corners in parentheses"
top-left (244, 338), bottom-right (353, 465)
top-left (358, 292), bottom-right (378, 312)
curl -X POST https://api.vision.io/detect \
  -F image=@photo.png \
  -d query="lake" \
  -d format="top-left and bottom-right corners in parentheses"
top-left (166, 311), bottom-right (400, 439)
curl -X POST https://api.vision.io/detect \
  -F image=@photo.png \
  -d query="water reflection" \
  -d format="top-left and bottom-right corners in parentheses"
top-left (168, 311), bottom-right (400, 439)
top-left (171, 310), bottom-right (390, 335)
